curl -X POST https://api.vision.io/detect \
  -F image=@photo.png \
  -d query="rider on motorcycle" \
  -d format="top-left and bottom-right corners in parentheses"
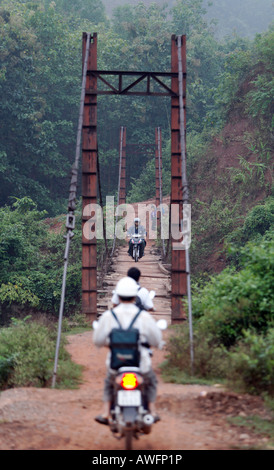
top-left (111, 267), bottom-right (154, 312)
top-left (127, 217), bottom-right (146, 258)
top-left (93, 276), bottom-right (162, 426)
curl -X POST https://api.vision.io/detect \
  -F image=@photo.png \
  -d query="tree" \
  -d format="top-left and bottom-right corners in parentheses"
top-left (0, 2), bottom-right (83, 213)
top-left (43, 0), bottom-right (107, 25)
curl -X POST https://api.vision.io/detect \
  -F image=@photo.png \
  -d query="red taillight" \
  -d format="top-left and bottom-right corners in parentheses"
top-left (121, 373), bottom-right (138, 390)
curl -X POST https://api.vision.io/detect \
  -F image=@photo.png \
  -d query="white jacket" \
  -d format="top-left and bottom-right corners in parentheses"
top-left (111, 284), bottom-right (154, 310)
top-left (93, 302), bottom-right (162, 374)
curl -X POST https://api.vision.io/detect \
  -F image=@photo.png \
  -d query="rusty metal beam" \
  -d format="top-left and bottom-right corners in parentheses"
top-left (82, 32), bottom-right (98, 323)
top-left (119, 127), bottom-right (127, 206)
top-left (86, 70), bottom-right (185, 96)
top-left (170, 34), bottom-right (187, 323)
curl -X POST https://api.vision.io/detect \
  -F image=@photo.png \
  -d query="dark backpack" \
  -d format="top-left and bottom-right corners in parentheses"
top-left (109, 309), bottom-right (142, 370)
top-left (135, 286), bottom-right (145, 310)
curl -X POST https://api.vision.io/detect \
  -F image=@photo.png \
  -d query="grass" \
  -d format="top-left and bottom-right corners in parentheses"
top-left (61, 313), bottom-right (92, 335)
top-left (227, 415), bottom-right (274, 449)
top-left (52, 358), bottom-right (84, 390)
top-left (64, 325), bottom-right (92, 336)
top-left (159, 362), bottom-right (225, 386)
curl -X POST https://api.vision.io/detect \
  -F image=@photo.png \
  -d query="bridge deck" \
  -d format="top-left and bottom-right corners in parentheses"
top-left (97, 243), bottom-right (171, 325)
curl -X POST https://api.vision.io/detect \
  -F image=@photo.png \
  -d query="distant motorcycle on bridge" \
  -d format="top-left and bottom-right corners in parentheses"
top-left (128, 234), bottom-right (144, 262)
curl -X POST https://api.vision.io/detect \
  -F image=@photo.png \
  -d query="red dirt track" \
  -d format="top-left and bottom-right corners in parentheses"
top-left (0, 328), bottom-right (271, 450)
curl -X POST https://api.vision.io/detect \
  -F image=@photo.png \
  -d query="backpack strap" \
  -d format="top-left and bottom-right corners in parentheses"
top-left (111, 309), bottom-right (122, 329)
top-left (127, 308), bottom-right (142, 330)
top-left (111, 308), bottom-right (142, 331)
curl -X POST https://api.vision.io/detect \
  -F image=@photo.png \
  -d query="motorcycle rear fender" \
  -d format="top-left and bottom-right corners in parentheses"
top-left (122, 406), bottom-right (138, 425)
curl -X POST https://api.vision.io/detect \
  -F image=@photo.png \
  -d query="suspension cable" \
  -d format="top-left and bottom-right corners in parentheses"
top-left (97, 148), bottom-right (108, 256)
top-left (52, 33), bottom-right (91, 388)
top-left (157, 127), bottom-right (166, 258)
top-left (96, 147), bottom-right (112, 289)
top-left (177, 35), bottom-right (194, 374)
top-left (110, 126), bottom-right (124, 259)
top-left (164, 199), bottom-right (172, 261)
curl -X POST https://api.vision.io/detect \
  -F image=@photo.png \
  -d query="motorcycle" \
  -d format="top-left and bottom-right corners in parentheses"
top-left (93, 318), bottom-right (167, 450)
top-left (128, 234), bottom-right (144, 262)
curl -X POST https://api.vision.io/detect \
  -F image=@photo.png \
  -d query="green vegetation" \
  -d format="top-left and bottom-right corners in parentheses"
top-left (0, 195), bottom-right (112, 323)
top-left (163, 227), bottom-right (274, 396)
top-left (0, 316), bottom-right (83, 389)
top-left (228, 328), bottom-right (274, 396)
top-left (1, 0), bottom-right (272, 209)
top-left (0, 197), bottom-right (83, 322)
top-left (0, 0), bottom-right (273, 396)
top-left (0, 2), bottom-right (84, 214)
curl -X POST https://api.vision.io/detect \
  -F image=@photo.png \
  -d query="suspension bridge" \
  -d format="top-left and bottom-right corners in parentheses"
top-left (52, 32), bottom-right (193, 387)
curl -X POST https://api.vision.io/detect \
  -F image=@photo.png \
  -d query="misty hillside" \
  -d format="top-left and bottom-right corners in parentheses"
top-left (102, 0), bottom-right (274, 38)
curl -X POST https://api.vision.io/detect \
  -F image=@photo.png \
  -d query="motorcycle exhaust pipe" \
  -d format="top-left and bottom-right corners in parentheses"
top-left (143, 414), bottom-right (154, 425)
top-left (142, 414), bottom-right (154, 434)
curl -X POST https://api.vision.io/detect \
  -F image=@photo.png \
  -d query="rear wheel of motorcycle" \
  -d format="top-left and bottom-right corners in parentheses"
top-left (125, 429), bottom-right (133, 450)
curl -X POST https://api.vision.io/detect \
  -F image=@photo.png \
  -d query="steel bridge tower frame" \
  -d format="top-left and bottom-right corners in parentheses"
top-left (82, 32), bottom-right (187, 324)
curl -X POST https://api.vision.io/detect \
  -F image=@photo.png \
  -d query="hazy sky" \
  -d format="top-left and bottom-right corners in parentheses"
top-left (101, 0), bottom-right (274, 38)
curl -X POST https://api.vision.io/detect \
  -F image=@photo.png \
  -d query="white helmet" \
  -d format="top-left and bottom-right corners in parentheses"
top-left (134, 217), bottom-right (140, 223)
top-left (116, 277), bottom-right (138, 297)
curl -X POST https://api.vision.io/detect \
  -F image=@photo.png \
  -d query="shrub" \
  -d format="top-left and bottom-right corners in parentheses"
top-left (164, 324), bottom-right (229, 379)
top-left (0, 354), bottom-right (16, 385)
top-left (164, 233), bottom-right (274, 394)
top-left (225, 197), bottom-right (274, 250)
top-left (228, 328), bottom-right (274, 396)
top-left (193, 235), bottom-right (274, 347)
top-left (0, 282), bottom-right (39, 307)
top-left (0, 318), bottom-right (82, 389)
top-left (245, 28), bottom-right (274, 129)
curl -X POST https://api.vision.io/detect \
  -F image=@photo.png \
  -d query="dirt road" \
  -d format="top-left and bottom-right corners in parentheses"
top-left (0, 326), bottom-right (271, 451)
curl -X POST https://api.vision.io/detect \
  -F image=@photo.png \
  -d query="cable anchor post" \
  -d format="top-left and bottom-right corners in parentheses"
top-left (177, 35), bottom-right (194, 375)
top-left (52, 225), bottom-right (73, 389)
top-left (52, 32), bottom-right (91, 387)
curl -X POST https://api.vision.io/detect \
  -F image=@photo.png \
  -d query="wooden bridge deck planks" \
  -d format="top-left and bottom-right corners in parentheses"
top-left (97, 244), bottom-right (171, 325)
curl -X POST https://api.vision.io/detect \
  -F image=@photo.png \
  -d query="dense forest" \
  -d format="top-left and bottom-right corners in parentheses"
top-left (0, 0), bottom-right (273, 395)
top-left (0, 0), bottom-right (273, 211)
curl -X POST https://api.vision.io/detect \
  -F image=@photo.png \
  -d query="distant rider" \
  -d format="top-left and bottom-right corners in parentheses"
top-left (127, 217), bottom-right (146, 258)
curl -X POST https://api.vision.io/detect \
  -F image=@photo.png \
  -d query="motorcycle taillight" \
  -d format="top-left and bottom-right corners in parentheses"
top-left (121, 373), bottom-right (138, 390)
